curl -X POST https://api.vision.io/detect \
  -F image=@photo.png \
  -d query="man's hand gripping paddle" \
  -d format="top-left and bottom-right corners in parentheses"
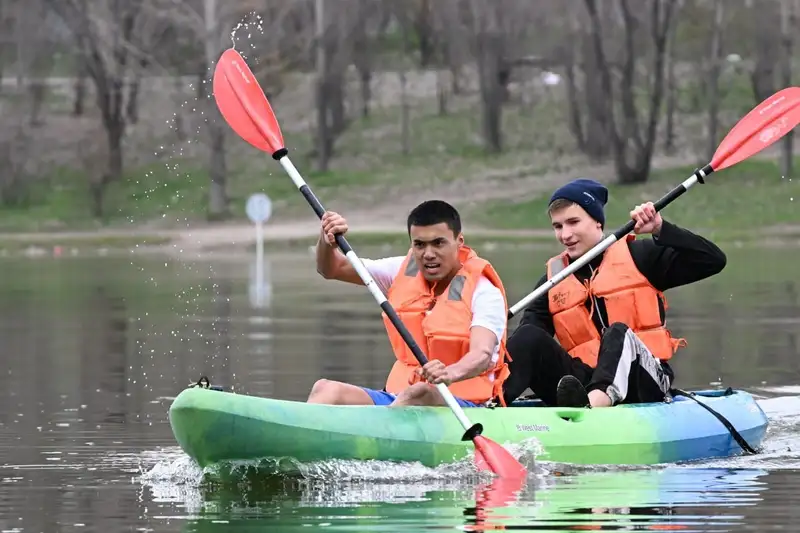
top-left (212, 48), bottom-right (527, 479)
top-left (508, 86), bottom-right (800, 318)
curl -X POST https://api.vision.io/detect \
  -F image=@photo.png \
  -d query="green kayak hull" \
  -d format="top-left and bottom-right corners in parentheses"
top-left (168, 387), bottom-right (768, 469)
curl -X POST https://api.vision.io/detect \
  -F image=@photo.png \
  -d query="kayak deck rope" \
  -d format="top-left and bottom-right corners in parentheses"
top-left (671, 387), bottom-right (759, 455)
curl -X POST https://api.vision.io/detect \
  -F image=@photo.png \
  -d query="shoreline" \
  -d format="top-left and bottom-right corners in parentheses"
top-left (0, 219), bottom-right (799, 259)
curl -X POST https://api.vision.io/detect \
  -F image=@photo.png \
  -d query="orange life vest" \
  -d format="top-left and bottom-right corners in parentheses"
top-left (382, 245), bottom-right (511, 405)
top-left (546, 234), bottom-right (686, 368)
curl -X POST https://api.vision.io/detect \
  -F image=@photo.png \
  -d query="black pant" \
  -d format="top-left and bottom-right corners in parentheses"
top-left (502, 322), bottom-right (674, 406)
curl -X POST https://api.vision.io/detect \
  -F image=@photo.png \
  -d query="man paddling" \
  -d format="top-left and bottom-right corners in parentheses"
top-left (502, 178), bottom-right (727, 408)
top-left (308, 200), bottom-right (512, 408)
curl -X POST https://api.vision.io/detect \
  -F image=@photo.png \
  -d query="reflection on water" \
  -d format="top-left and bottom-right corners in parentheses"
top-left (139, 460), bottom-right (800, 531)
top-left (0, 246), bottom-right (800, 531)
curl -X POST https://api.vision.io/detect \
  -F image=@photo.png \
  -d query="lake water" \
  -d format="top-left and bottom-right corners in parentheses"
top-left (1, 244), bottom-right (800, 532)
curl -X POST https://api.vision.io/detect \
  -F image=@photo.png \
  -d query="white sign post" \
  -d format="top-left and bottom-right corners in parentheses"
top-left (246, 193), bottom-right (273, 307)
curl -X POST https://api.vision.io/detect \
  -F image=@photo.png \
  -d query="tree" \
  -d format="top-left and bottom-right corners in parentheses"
top-left (584, 0), bottom-right (677, 184)
top-left (313, 0), bottom-right (361, 172)
top-left (44, 0), bottom-right (148, 219)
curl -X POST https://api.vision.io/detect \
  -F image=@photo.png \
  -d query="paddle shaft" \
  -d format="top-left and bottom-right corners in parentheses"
top-left (273, 150), bottom-right (483, 438)
top-left (507, 163), bottom-right (714, 318)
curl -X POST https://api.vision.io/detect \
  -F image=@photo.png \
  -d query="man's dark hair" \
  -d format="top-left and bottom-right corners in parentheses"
top-left (406, 200), bottom-right (462, 236)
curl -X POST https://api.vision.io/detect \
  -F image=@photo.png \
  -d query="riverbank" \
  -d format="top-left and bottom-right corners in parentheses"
top-left (0, 213), bottom-right (798, 260)
top-left (0, 152), bottom-right (796, 258)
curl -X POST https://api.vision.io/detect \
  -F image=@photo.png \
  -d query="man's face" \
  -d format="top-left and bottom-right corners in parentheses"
top-left (550, 203), bottom-right (603, 259)
top-left (409, 222), bottom-right (463, 281)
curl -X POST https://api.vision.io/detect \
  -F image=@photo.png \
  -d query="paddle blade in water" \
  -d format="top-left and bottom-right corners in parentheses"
top-left (465, 476), bottom-right (527, 530)
top-left (473, 476), bottom-right (527, 509)
top-left (711, 86), bottom-right (800, 171)
top-left (473, 435), bottom-right (527, 479)
top-left (213, 48), bottom-right (285, 155)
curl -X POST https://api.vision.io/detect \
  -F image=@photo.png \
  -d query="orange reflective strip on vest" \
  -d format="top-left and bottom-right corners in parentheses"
top-left (382, 245), bottom-right (511, 405)
top-left (546, 235), bottom-right (685, 367)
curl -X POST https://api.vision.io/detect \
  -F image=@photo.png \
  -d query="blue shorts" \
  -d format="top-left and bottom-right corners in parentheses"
top-left (360, 387), bottom-right (481, 407)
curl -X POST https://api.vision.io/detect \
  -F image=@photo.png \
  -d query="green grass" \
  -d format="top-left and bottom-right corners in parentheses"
top-left (470, 158), bottom-right (800, 241)
top-left (0, 90), bottom-right (571, 231)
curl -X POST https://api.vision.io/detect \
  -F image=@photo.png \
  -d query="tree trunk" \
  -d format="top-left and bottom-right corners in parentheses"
top-left (706, 0), bottom-right (724, 162)
top-left (780, 0), bottom-right (794, 178)
top-left (73, 60), bottom-right (86, 116)
top-left (353, 0), bottom-right (371, 118)
top-left (315, 0), bottom-right (331, 172)
top-left (750, 4), bottom-right (779, 102)
top-left (28, 81), bottom-right (46, 126)
top-left (663, 0), bottom-right (682, 154)
top-left (173, 76), bottom-right (186, 141)
top-left (415, 0), bottom-right (435, 67)
top-left (327, 72), bottom-right (347, 136)
top-left (204, 0), bottom-right (228, 219)
top-left (399, 15), bottom-right (411, 156)
top-left (477, 31), bottom-right (503, 153)
top-left (564, 15), bottom-right (585, 153)
top-left (92, 119), bottom-right (124, 220)
top-left (436, 69), bottom-right (448, 115)
top-left (126, 58), bottom-right (147, 125)
top-left (15, 0), bottom-right (27, 90)
top-left (207, 121), bottom-right (228, 220)
top-left (0, 1), bottom-right (4, 92)
top-left (583, 2), bottom-right (614, 160)
top-left (126, 78), bottom-right (140, 124)
top-left (359, 70), bottom-right (371, 118)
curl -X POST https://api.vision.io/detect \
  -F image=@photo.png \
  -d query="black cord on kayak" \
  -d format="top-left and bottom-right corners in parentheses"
top-left (671, 388), bottom-right (759, 455)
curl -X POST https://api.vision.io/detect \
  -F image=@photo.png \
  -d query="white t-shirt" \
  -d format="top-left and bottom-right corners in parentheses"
top-left (360, 255), bottom-right (507, 363)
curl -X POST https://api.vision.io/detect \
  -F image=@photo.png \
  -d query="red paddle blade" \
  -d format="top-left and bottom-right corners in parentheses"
top-left (473, 435), bottom-right (528, 479)
top-left (711, 86), bottom-right (800, 171)
top-left (212, 48), bottom-right (285, 155)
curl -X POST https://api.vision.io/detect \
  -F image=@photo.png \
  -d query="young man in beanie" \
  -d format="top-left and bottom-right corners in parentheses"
top-left (501, 178), bottom-right (727, 408)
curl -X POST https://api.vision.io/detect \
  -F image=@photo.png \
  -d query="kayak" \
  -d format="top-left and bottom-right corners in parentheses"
top-left (168, 386), bottom-right (768, 470)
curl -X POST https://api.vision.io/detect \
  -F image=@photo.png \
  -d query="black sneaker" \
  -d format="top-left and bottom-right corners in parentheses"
top-left (556, 375), bottom-right (591, 408)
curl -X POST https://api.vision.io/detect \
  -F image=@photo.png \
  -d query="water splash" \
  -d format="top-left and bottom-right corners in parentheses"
top-left (123, 9), bottom-right (276, 417)
top-left (134, 438), bottom-right (544, 517)
top-left (139, 436), bottom-right (542, 489)
top-left (230, 12), bottom-right (265, 52)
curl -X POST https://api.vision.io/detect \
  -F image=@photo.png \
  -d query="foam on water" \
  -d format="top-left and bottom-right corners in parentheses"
top-left (138, 436), bottom-right (542, 488)
top-left (136, 393), bottom-right (800, 502)
top-left (135, 439), bottom-right (552, 516)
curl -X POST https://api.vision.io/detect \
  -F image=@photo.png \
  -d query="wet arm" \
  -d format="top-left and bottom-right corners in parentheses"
top-left (315, 232), bottom-right (364, 284)
top-left (447, 326), bottom-right (497, 382)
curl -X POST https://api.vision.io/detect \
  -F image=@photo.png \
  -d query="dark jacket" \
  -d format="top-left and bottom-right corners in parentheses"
top-left (517, 219), bottom-right (727, 336)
